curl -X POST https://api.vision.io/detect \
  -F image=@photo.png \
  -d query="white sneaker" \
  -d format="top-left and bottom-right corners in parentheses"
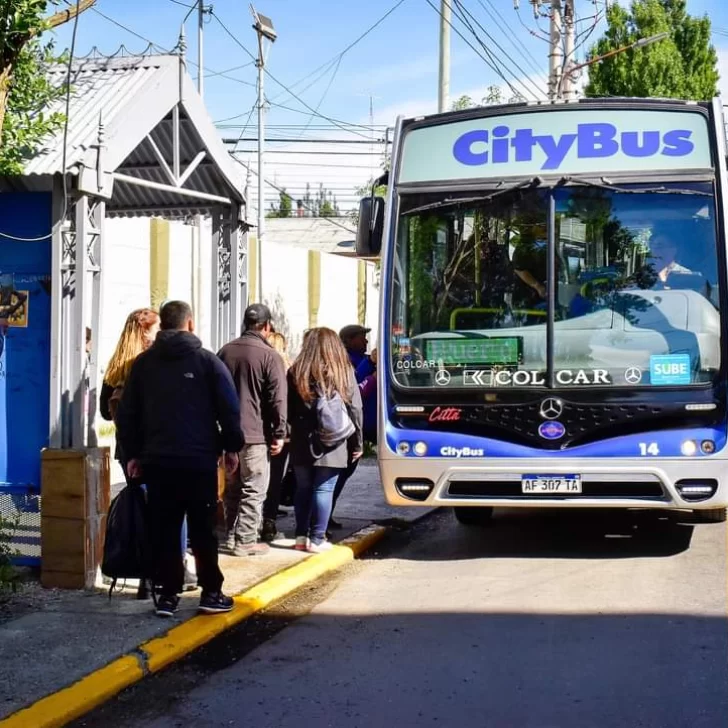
top-left (306, 541), bottom-right (333, 554)
top-left (294, 536), bottom-right (309, 552)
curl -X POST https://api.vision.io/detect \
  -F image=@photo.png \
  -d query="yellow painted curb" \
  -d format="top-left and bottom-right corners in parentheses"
top-left (0, 524), bottom-right (388, 728)
top-left (0, 656), bottom-right (143, 728)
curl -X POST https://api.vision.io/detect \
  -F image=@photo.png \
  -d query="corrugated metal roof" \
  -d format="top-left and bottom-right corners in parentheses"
top-left (23, 55), bottom-right (164, 177)
top-left (14, 53), bottom-right (245, 220)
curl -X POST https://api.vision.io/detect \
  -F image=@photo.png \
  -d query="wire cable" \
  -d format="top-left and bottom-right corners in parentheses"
top-left (91, 7), bottom-right (257, 88)
top-left (0, 0), bottom-right (81, 241)
top-left (451, 0), bottom-right (544, 100)
top-left (210, 10), bottom-right (373, 139)
top-left (423, 0), bottom-right (525, 101)
top-left (475, 0), bottom-right (548, 84)
top-left (270, 0), bottom-right (408, 104)
top-left (236, 159), bottom-right (358, 232)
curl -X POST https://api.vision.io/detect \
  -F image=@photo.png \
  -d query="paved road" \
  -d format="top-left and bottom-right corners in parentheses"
top-left (78, 508), bottom-right (727, 728)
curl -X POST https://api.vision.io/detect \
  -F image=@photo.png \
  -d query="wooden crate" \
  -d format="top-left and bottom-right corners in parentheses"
top-left (40, 448), bottom-right (110, 590)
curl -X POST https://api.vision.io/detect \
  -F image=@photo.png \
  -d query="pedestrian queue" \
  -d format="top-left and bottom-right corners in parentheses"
top-left (102, 303), bottom-right (374, 618)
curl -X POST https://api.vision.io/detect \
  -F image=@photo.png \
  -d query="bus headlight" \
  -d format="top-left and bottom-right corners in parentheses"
top-left (701, 440), bottom-right (716, 454)
top-left (397, 442), bottom-right (411, 455)
top-left (413, 441), bottom-right (428, 457)
top-left (681, 440), bottom-right (698, 456)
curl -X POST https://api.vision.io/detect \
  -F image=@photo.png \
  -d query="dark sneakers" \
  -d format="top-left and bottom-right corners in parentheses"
top-left (155, 594), bottom-right (180, 618)
top-left (199, 591), bottom-right (235, 614)
top-left (261, 518), bottom-right (284, 544)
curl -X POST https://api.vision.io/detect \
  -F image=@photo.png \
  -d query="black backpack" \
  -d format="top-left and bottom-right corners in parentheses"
top-left (101, 484), bottom-right (150, 597)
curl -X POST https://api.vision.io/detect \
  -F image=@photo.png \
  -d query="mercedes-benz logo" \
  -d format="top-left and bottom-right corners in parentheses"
top-left (435, 369), bottom-right (451, 386)
top-left (624, 366), bottom-right (643, 385)
top-left (539, 398), bottom-right (564, 420)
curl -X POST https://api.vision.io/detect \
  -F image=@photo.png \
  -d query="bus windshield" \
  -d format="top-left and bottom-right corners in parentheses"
top-left (390, 182), bottom-right (721, 389)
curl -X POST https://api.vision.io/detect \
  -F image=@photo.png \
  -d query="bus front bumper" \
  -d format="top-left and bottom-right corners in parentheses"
top-left (377, 456), bottom-right (728, 510)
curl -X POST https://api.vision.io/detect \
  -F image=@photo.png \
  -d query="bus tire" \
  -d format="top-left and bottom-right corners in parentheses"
top-left (693, 508), bottom-right (727, 523)
top-left (454, 507), bottom-right (494, 526)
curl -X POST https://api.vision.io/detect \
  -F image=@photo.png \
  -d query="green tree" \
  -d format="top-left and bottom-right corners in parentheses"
top-left (267, 188), bottom-right (292, 218)
top-left (319, 198), bottom-right (336, 218)
top-left (451, 85), bottom-right (524, 111)
top-left (585, 0), bottom-right (719, 100)
top-left (0, 1), bottom-right (96, 175)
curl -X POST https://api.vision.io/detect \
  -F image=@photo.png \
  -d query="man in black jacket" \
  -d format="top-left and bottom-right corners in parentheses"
top-left (218, 303), bottom-right (287, 556)
top-left (117, 301), bottom-right (243, 618)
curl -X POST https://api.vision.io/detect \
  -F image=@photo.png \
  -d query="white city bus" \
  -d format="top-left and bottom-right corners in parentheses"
top-left (356, 97), bottom-right (728, 525)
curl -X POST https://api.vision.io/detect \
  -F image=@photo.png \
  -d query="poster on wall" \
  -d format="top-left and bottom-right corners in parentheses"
top-left (1, 274), bottom-right (28, 329)
top-left (0, 192), bottom-right (52, 489)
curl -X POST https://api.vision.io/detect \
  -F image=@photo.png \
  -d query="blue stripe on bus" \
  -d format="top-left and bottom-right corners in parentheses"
top-left (385, 422), bottom-right (727, 458)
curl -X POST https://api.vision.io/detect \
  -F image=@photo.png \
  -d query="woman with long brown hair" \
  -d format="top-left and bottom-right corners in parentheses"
top-left (288, 327), bottom-right (363, 553)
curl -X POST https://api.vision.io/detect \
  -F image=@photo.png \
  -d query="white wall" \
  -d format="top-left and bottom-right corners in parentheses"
top-left (98, 218), bottom-right (151, 378)
top-left (259, 238), bottom-right (310, 356)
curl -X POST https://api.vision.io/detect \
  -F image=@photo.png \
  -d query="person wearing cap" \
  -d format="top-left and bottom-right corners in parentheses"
top-left (339, 324), bottom-right (371, 369)
top-left (327, 324), bottom-right (373, 531)
top-left (218, 303), bottom-right (288, 557)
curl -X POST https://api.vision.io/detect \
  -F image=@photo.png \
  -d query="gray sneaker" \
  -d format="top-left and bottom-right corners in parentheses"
top-left (222, 533), bottom-right (235, 553)
top-left (232, 541), bottom-right (270, 557)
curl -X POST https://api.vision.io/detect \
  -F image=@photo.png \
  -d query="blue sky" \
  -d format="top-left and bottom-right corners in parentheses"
top-left (51, 0), bottom-right (728, 212)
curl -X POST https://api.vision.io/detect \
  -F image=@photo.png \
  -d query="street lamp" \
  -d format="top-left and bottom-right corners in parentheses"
top-left (250, 5), bottom-right (276, 304)
top-left (559, 31), bottom-right (669, 101)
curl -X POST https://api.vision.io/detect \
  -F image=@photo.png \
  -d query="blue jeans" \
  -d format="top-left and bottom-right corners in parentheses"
top-left (294, 466), bottom-right (342, 545)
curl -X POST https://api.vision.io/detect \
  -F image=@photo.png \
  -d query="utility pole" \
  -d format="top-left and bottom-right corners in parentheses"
top-left (438, 0), bottom-right (451, 112)
top-left (251, 7), bottom-right (276, 304)
top-left (197, 0), bottom-right (205, 97)
top-left (560, 0), bottom-right (576, 101)
top-left (547, 0), bottom-right (563, 101)
top-left (193, 0), bottom-right (206, 329)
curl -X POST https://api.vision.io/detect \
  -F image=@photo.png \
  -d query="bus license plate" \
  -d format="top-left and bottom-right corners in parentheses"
top-left (521, 475), bottom-right (582, 494)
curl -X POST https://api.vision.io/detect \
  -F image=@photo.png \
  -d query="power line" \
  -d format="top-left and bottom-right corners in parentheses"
top-left (270, 0), bottom-right (408, 105)
top-left (451, 0), bottom-right (544, 100)
top-left (210, 10), bottom-right (373, 139)
top-left (231, 149), bottom-right (383, 156)
top-left (423, 0), bottom-right (525, 101)
top-left (475, 0), bottom-right (548, 84)
top-left (224, 137), bottom-right (386, 144)
top-left (91, 7), bottom-right (257, 87)
top-left (236, 159), bottom-right (357, 233)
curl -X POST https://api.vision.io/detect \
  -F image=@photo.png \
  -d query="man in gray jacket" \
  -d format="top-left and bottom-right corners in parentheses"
top-left (218, 304), bottom-right (287, 556)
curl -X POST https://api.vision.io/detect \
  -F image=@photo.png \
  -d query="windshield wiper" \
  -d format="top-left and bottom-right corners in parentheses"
top-left (555, 175), bottom-right (713, 197)
top-left (403, 176), bottom-right (543, 216)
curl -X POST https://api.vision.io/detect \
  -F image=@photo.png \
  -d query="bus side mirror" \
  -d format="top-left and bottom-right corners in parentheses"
top-left (356, 196), bottom-right (385, 258)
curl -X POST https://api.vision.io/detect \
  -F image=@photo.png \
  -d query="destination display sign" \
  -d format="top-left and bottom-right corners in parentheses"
top-left (398, 108), bottom-right (712, 183)
top-left (424, 337), bottom-right (522, 366)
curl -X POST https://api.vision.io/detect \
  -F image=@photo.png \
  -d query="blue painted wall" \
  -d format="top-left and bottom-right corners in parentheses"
top-left (0, 192), bottom-right (52, 486)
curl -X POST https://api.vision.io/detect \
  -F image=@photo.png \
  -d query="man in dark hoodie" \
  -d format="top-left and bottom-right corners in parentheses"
top-left (117, 301), bottom-right (243, 618)
top-left (218, 303), bottom-right (287, 556)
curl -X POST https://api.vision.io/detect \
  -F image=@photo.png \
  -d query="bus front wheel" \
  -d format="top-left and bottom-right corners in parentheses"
top-left (693, 508), bottom-right (727, 523)
top-left (454, 507), bottom-right (494, 526)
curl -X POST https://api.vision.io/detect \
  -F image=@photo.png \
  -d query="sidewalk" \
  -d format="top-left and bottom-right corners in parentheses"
top-left (0, 462), bottom-right (433, 721)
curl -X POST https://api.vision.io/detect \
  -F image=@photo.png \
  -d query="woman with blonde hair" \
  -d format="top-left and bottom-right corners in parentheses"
top-left (268, 331), bottom-right (292, 370)
top-left (288, 327), bottom-right (363, 553)
top-left (100, 308), bottom-right (160, 435)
